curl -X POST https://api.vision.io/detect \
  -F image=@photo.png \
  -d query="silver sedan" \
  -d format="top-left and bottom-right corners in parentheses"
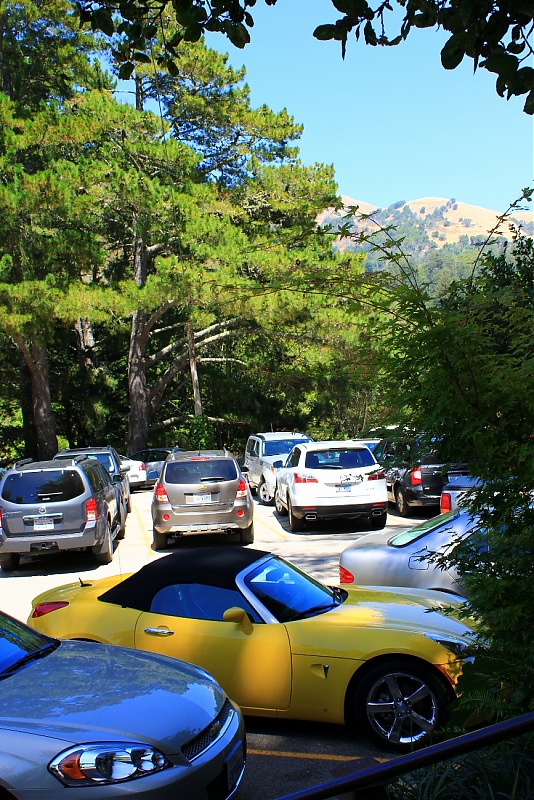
top-left (339, 510), bottom-right (476, 598)
top-left (0, 610), bottom-right (245, 799)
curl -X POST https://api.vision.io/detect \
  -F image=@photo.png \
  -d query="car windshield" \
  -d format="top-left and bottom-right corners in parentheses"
top-left (244, 556), bottom-right (341, 622)
top-left (263, 439), bottom-right (309, 457)
top-left (305, 448), bottom-right (375, 469)
top-left (165, 459), bottom-right (238, 484)
top-left (0, 612), bottom-right (58, 678)
top-left (1, 470), bottom-right (85, 503)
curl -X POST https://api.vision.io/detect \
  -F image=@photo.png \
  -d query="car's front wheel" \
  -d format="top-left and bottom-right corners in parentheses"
top-left (257, 479), bottom-right (274, 506)
top-left (351, 659), bottom-right (450, 751)
top-left (274, 487), bottom-right (287, 516)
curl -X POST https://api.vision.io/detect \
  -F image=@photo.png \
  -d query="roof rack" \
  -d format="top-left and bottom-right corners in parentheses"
top-left (14, 458), bottom-right (34, 468)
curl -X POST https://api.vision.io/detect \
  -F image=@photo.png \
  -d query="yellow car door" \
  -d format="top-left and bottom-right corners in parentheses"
top-left (134, 581), bottom-right (291, 712)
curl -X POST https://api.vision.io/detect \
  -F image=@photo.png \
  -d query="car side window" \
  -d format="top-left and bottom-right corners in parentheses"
top-left (84, 466), bottom-right (101, 493)
top-left (150, 583), bottom-right (262, 623)
top-left (246, 439), bottom-right (259, 457)
top-left (287, 448), bottom-right (301, 468)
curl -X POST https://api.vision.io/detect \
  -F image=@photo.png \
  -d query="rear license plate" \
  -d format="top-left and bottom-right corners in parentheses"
top-left (33, 519), bottom-right (54, 531)
top-left (335, 485), bottom-right (352, 493)
top-left (226, 742), bottom-right (244, 792)
top-left (188, 493), bottom-right (212, 504)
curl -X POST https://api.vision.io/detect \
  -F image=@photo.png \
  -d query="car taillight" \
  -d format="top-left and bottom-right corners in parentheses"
top-left (367, 470), bottom-right (386, 481)
top-left (140, 463), bottom-right (146, 472)
top-left (294, 473), bottom-right (319, 484)
top-left (410, 467), bottom-right (422, 486)
top-left (236, 478), bottom-right (248, 498)
top-left (154, 483), bottom-right (169, 502)
top-left (85, 497), bottom-right (98, 522)
top-left (440, 492), bottom-right (451, 513)
top-left (339, 566), bottom-right (354, 584)
top-left (31, 601), bottom-right (69, 618)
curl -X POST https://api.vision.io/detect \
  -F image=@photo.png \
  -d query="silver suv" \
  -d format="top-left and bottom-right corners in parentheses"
top-left (244, 432), bottom-right (313, 504)
top-left (151, 450), bottom-right (254, 549)
top-left (0, 456), bottom-right (121, 570)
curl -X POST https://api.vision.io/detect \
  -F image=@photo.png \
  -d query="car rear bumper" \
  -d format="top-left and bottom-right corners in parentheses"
top-left (153, 505), bottom-right (254, 535)
top-left (291, 502), bottom-right (388, 521)
top-left (0, 526), bottom-right (99, 554)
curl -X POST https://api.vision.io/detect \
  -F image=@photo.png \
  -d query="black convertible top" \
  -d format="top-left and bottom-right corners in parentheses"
top-left (98, 547), bottom-right (270, 611)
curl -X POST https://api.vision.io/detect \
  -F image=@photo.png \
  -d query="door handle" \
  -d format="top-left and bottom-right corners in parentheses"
top-left (144, 627), bottom-right (174, 636)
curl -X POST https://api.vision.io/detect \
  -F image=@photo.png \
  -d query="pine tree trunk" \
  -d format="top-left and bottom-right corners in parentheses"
top-left (16, 340), bottom-right (58, 459)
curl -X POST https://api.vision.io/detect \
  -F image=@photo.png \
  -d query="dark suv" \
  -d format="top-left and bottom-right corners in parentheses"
top-left (373, 435), bottom-right (469, 516)
top-left (0, 457), bottom-right (121, 570)
top-left (54, 446), bottom-right (131, 528)
top-left (151, 450), bottom-right (254, 549)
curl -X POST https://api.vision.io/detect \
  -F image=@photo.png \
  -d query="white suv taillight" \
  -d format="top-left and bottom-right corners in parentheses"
top-left (236, 478), bottom-right (248, 498)
top-left (85, 497), bottom-right (98, 522)
top-left (294, 473), bottom-right (319, 484)
top-left (154, 482), bottom-right (169, 502)
top-left (367, 470), bottom-right (386, 481)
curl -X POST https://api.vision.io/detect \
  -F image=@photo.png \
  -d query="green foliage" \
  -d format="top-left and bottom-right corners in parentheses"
top-left (179, 415), bottom-right (217, 449)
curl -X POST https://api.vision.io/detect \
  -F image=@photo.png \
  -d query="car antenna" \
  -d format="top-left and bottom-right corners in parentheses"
top-left (79, 577), bottom-right (92, 587)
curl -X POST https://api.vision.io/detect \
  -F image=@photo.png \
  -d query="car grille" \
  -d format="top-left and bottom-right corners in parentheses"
top-left (181, 699), bottom-right (234, 762)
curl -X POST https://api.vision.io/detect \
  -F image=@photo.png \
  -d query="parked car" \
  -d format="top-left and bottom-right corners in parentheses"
top-left (54, 446), bottom-right (131, 524)
top-left (151, 450), bottom-right (254, 549)
top-left (244, 431), bottom-right (313, 504)
top-left (274, 440), bottom-right (388, 531)
top-left (0, 456), bottom-right (123, 570)
top-left (339, 509), bottom-right (478, 597)
top-left (28, 546), bottom-right (475, 751)
top-left (0, 608), bottom-right (245, 799)
top-left (441, 475), bottom-right (480, 513)
top-left (373, 435), bottom-right (469, 517)
top-left (353, 437), bottom-right (381, 452)
top-left (119, 453), bottom-right (147, 490)
top-left (129, 447), bottom-right (174, 485)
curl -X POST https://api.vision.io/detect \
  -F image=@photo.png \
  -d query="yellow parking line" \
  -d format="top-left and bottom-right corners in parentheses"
top-left (133, 505), bottom-right (155, 555)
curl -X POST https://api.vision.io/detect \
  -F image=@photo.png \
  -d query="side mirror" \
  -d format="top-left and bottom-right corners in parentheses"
top-left (273, 460), bottom-right (283, 469)
top-left (223, 606), bottom-right (253, 634)
top-left (240, 464), bottom-right (249, 473)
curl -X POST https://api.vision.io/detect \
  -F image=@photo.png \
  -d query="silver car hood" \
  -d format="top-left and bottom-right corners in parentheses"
top-left (0, 641), bottom-right (225, 751)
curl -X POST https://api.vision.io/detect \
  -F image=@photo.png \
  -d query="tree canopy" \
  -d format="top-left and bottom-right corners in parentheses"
top-left (75, 0), bottom-right (534, 113)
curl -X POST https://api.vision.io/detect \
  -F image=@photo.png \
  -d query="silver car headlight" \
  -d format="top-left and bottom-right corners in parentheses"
top-left (49, 742), bottom-right (170, 786)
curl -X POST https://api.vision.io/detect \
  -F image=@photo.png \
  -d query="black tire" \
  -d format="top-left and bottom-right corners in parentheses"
top-left (274, 487), bottom-right (287, 516)
top-left (127, 494), bottom-right (132, 514)
top-left (368, 511), bottom-right (387, 530)
top-left (257, 479), bottom-right (274, 506)
top-left (351, 659), bottom-right (450, 752)
top-left (116, 507), bottom-right (127, 540)
top-left (395, 486), bottom-right (409, 517)
top-left (288, 498), bottom-right (304, 532)
top-left (0, 553), bottom-right (20, 572)
top-left (152, 529), bottom-right (168, 551)
top-left (240, 524), bottom-right (254, 545)
top-left (93, 520), bottom-right (113, 565)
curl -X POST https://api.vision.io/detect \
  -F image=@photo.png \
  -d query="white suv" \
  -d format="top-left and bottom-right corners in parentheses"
top-left (244, 432), bottom-right (313, 505)
top-left (274, 440), bottom-right (388, 531)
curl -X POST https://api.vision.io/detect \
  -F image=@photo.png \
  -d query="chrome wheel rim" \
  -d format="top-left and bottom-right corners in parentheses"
top-left (365, 671), bottom-right (439, 746)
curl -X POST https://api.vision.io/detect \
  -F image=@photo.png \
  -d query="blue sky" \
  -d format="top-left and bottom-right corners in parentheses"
top-left (206, 0), bottom-right (533, 214)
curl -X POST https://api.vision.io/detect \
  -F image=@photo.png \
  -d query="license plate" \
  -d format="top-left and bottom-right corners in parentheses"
top-left (226, 742), bottom-right (244, 792)
top-left (335, 485), bottom-right (352, 493)
top-left (189, 493), bottom-right (212, 504)
top-left (34, 519), bottom-right (54, 531)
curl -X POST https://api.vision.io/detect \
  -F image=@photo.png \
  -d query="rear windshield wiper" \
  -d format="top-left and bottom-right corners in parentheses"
top-left (0, 642), bottom-right (59, 680)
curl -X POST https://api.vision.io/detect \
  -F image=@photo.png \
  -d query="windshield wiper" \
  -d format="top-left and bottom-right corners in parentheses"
top-left (286, 603), bottom-right (336, 621)
top-left (0, 642), bottom-right (58, 680)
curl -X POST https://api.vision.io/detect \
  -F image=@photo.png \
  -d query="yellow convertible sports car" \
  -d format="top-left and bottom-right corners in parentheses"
top-left (28, 547), bottom-right (475, 751)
